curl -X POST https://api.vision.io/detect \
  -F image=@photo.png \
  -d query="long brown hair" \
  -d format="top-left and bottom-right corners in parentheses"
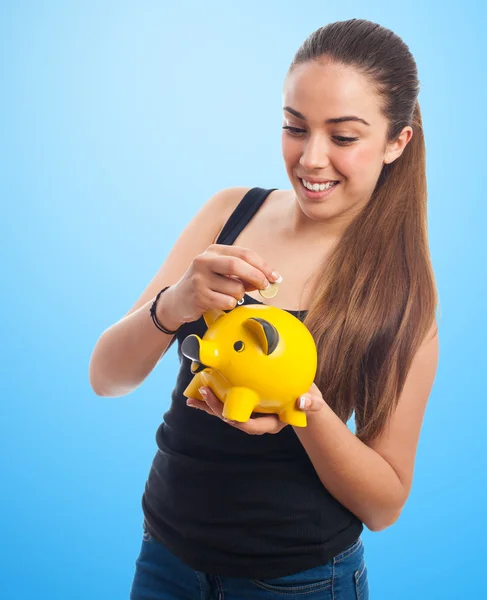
top-left (289, 19), bottom-right (439, 443)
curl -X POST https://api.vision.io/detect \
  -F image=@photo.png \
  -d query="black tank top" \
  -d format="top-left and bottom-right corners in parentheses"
top-left (141, 187), bottom-right (363, 579)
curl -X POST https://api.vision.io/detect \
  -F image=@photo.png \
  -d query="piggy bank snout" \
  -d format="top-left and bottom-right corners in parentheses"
top-left (181, 335), bottom-right (221, 369)
top-left (181, 334), bottom-right (201, 362)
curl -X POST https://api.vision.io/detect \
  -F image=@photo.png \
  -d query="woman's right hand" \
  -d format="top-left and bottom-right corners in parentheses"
top-left (160, 244), bottom-right (281, 327)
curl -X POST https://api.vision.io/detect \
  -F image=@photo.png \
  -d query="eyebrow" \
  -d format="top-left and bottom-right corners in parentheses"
top-left (283, 106), bottom-right (370, 126)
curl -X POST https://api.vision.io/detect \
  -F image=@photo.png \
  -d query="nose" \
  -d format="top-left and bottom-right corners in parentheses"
top-left (299, 134), bottom-right (331, 172)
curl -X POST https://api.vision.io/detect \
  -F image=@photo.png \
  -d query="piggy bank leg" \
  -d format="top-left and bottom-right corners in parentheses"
top-left (183, 372), bottom-right (206, 400)
top-left (279, 404), bottom-right (307, 427)
top-left (200, 370), bottom-right (227, 403)
top-left (222, 387), bottom-right (259, 423)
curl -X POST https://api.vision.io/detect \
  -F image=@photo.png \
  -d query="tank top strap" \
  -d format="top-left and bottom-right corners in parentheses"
top-left (215, 187), bottom-right (277, 246)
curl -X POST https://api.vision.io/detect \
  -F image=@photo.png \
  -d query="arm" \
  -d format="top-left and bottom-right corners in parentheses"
top-left (294, 323), bottom-right (439, 531)
top-left (88, 187), bottom-right (251, 397)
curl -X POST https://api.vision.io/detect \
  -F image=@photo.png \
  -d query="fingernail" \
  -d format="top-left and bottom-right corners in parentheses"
top-left (299, 395), bottom-right (307, 410)
top-left (198, 387), bottom-right (207, 398)
top-left (272, 272), bottom-right (283, 283)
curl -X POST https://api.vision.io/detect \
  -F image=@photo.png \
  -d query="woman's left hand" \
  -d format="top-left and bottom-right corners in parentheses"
top-left (186, 382), bottom-right (326, 435)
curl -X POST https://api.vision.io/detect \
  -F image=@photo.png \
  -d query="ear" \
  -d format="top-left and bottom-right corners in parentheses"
top-left (243, 318), bottom-right (279, 355)
top-left (383, 125), bottom-right (413, 165)
top-left (203, 309), bottom-right (226, 327)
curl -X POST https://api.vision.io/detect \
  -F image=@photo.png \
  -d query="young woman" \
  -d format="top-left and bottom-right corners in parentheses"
top-left (89, 18), bottom-right (439, 600)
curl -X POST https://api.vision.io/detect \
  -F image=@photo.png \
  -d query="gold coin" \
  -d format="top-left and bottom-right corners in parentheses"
top-left (259, 282), bottom-right (279, 299)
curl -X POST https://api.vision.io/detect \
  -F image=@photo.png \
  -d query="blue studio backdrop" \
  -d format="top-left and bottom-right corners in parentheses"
top-left (1, 1), bottom-right (485, 599)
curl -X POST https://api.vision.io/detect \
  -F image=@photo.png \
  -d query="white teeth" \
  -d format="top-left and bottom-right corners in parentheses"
top-left (302, 178), bottom-right (338, 192)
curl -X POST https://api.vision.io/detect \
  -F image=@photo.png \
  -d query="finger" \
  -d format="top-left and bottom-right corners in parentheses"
top-left (198, 387), bottom-right (225, 418)
top-left (296, 391), bottom-right (326, 413)
top-left (211, 255), bottom-right (269, 291)
top-left (210, 252), bottom-right (281, 292)
top-left (202, 289), bottom-right (242, 312)
top-left (197, 387), bottom-right (241, 427)
top-left (186, 398), bottom-right (218, 417)
top-left (211, 245), bottom-right (281, 285)
top-left (208, 273), bottom-right (246, 303)
top-left (237, 415), bottom-right (288, 435)
top-left (198, 387), bottom-right (286, 433)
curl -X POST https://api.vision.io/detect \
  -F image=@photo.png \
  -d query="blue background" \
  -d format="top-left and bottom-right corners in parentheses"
top-left (1, 1), bottom-right (485, 598)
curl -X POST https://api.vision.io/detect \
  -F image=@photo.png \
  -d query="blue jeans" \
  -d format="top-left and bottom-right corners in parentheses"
top-left (130, 525), bottom-right (369, 599)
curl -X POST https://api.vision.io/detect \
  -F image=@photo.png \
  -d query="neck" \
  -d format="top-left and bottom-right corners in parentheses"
top-left (286, 192), bottom-right (349, 243)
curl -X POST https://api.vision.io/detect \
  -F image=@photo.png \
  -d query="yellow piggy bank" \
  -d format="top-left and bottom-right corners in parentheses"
top-left (181, 304), bottom-right (317, 427)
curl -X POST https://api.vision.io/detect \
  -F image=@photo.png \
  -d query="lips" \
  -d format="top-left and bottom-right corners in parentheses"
top-left (296, 176), bottom-right (341, 199)
top-left (300, 177), bottom-right (339, 184)
top-left (301, 178), bottom-right (339, 188)
top-left (298, 177), bottom-right (340, 192)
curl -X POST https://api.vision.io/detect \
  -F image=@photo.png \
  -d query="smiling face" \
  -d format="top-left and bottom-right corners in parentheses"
top-left (282, 59), bottom-right (411, 227)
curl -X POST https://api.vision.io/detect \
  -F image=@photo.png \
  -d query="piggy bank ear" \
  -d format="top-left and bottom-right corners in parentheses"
top-left (243, 318), bottom-right (279, 355)
top-left (203, 309), bottom-right (226, 327)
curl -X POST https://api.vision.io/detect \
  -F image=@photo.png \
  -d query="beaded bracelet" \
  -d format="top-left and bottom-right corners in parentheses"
top-left (149, 286), bottom-right (180, 335)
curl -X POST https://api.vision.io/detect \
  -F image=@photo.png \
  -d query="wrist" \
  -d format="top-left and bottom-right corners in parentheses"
top-left (155, 285), bottom-right (184, 332)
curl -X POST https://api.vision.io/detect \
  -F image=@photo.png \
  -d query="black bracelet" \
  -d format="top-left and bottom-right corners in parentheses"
top-left (149, 286), bottom-right (180, 335)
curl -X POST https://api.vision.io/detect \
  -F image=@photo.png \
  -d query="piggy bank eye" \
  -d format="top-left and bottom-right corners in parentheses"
top-left (233, 341), bottom-right (245, 352)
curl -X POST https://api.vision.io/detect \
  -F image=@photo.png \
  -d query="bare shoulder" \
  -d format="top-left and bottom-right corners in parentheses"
top-left (123, 186), bottom-right (252, 318)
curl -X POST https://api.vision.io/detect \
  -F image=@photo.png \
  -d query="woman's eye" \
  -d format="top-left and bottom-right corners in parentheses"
top-left (282, 127), bottom-right (358, 146)
top-left (282, 126), bottom-right (306, 136)
top-left (333, 136), bottom-right (359, 146)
